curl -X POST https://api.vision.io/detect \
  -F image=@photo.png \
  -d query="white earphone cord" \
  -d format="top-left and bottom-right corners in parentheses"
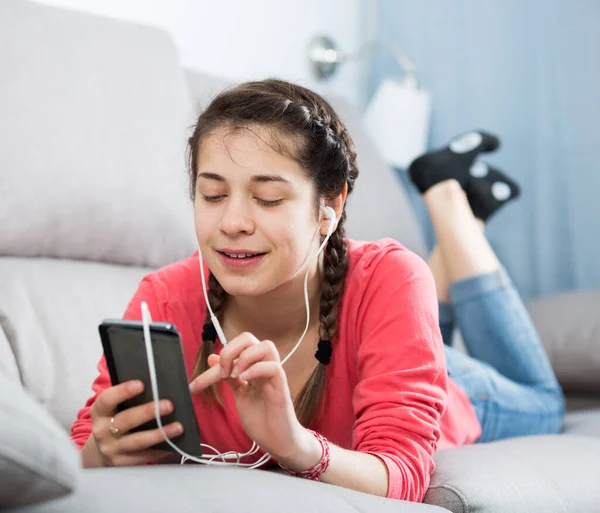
top-left (141, 302), bottom-right (271, 467)
top-left (141, 207), bottom-right (336, 467)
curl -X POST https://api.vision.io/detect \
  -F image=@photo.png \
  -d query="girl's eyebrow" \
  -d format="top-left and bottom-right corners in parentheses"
top-left (252, 174), bottom-right (291, 185)
top-left (197, 172), bottom-right (291, 185)
top-left (197, 172), bottom-right (225, 182)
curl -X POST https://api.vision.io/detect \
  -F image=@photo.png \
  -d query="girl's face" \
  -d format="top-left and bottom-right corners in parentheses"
top-left (194, 127), bottom-right (324, 297)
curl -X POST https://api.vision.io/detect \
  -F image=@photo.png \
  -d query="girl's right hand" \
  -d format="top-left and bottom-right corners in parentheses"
top-left (83, 380), bottom-right (185, 467)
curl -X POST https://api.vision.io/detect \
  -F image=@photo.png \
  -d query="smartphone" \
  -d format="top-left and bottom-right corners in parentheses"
top-left (98, 319), bottom-right (202, 458)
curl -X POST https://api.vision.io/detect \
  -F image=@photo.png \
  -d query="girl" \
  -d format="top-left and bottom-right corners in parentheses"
top-left (71, 80), bottom-right (564, 503)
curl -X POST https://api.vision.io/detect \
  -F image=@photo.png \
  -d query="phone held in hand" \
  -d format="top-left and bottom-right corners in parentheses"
top-left (99, 319), bottom-right (202, 457)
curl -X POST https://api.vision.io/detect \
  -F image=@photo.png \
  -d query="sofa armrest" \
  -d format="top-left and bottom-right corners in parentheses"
top-left (528, 290), bottom-right (600, 394)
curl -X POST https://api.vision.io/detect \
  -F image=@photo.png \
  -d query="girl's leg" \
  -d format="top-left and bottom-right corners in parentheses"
top-left (428, 246), bottom-right (455, 346)
top-left (425, 180), bottom-right (564, 440)
top-left (428, 246), bottom-right (451, 303)
top-left (428, 220), bottom-right (487, 347)
top-left (424, 180), bottom-right (500, 283)
top-left (444, 345), bottom-right (564, 442)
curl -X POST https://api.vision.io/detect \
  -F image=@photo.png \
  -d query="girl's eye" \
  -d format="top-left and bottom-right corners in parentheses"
top-left (202, 195), bottom-right (226, 203)
top-left (257, 198), bottom-right (283, 207)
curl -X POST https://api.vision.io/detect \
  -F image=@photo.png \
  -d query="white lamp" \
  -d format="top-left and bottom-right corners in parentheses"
top-left (363, 75), bottom-right (431, 169)
top-left (308, 36), bottom-right (431, 169)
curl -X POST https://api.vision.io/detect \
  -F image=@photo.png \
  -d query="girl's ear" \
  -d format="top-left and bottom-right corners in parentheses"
top-left (320, 183), bottom-right (348, 236)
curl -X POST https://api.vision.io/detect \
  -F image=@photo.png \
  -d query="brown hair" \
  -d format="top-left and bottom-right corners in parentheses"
top-left (187, 79), bottom-right (359, 427)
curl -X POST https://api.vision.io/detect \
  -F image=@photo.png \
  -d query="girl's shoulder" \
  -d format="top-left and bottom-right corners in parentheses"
top-left (345, 238), bottom-right (429, 285)
top-left (139, 250), bottom-right (205, 306)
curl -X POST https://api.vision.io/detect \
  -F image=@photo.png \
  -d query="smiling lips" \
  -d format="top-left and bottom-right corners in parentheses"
top-left (216, 248), bottom-right (268, 269)
top-left (221, 251), bottom-right (261, 259)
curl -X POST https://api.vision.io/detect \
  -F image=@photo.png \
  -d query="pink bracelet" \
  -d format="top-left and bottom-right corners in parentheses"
top-left (278, 429), bottom-right (331, 481)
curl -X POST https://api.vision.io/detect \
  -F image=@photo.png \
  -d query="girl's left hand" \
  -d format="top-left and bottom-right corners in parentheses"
top-left (188, 332), bottom-right (314, 464)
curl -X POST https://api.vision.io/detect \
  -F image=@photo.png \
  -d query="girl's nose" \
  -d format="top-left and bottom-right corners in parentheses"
top-left (218, 200), bottom-right (255, 235)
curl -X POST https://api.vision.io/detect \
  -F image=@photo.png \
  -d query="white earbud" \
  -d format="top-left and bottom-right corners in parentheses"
top-left (323, 206), bottom-right (337, 237)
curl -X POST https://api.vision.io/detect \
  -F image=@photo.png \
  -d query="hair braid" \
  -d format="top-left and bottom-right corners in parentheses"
top-left (293, 214), bottom-right (349, 427)
top-left (192, 273), bottom-right (227, 402)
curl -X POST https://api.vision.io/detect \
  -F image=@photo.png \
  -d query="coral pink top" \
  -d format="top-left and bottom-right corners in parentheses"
top-left (71, 239), bottom-right (481, 502)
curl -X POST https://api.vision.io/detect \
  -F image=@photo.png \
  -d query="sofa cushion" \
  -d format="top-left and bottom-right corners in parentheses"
top-left (528, 290), bottom-right (600, 394)
top-left (0, 369), bottom-right (80, 508)
top-left (424, 435), bottom-right (600, 512)
top-left (0, 258), bottom-right (149, 430)
top-left (4, 465), bottom-right (446, 513)
top-left (0, 0), bottom-right (196, 268)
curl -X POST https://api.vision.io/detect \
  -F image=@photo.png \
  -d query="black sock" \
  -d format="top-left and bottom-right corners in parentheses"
top-left (465, 162), bottom-right (521, 221)
top-left (408, 130), bottom-right (500, 193)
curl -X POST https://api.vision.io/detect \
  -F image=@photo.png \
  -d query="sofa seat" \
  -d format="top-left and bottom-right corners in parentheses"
top-left (5, 466), bottom-right (448, 513)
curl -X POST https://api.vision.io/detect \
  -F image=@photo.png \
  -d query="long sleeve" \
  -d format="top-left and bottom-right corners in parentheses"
top-left (350, 246), bottom-right (447, 501)
top-left (70, 275), bottom-right (164, 449)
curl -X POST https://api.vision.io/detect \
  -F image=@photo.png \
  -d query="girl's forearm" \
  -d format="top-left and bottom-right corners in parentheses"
top-left (277, 429), bottom-right (389, 497)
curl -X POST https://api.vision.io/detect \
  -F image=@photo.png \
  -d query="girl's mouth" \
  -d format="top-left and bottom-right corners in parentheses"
top-left (216, 250), bottom-right (268, 269)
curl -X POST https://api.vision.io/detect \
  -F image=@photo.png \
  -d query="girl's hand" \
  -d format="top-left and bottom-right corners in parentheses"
top-left (188, 332), bottom-right (318, 466)
top-left (82, 380), bottom-right (184, 467)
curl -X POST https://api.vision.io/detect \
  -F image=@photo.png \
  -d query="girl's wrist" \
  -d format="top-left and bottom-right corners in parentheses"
top-left (277, 428), bottom-right (327, 475)
top-left (81, 436), bottom-right (105, 468)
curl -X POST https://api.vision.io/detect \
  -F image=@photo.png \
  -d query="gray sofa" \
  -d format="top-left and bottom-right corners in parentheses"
top-left (1, 1), bottom-right (600, 511)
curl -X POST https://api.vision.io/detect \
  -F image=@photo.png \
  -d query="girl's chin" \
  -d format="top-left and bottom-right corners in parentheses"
top-left (215, 275), bottom-right (273, 298)
top-left (220, 287), bottom-right (271, 300)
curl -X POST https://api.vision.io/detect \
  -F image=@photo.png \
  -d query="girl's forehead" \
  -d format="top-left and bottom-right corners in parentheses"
top-left (198, 127), bottom-right (309, 184)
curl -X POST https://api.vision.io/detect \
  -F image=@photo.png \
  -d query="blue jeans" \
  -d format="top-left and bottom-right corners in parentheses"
top-left (440, 267), bottom-right (565, 443)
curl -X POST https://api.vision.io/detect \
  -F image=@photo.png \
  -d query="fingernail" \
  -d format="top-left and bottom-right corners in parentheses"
top-left (169, 423), bottom-right (183, 436)
top-left (230, 365), bottom-right (239, 379)
top-left (239, 371), bottom-right (249, 380)
top-left (188, 382), bottom-right (195, 393)
top-left (129, 381), bottom-right (143, 393)
top-left (160, 400), bottom-right (172, 413)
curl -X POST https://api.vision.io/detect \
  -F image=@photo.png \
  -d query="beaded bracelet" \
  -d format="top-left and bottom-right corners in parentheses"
top-left (278, 429), bottom-right (331, 481)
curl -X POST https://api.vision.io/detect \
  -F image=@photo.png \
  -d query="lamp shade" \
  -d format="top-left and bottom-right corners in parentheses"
top-left (363, 78), bottom-right (432, 170)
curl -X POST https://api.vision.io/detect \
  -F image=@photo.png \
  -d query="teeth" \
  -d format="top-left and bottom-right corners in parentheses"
top-left (224, 252), bottom-right (256, 259)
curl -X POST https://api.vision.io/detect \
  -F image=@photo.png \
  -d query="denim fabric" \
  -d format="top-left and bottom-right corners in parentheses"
top-left (438, 302), bottom-right (454, 347)
top-left (443, 267), bottom-right (565, 442)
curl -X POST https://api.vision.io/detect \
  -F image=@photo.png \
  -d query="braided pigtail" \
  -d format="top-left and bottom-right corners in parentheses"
top-left (293, 215), bottom-right (349, 427)
top-left (192, 273), bottom-right (227, 403)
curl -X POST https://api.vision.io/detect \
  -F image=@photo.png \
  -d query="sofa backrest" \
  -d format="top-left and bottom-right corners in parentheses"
top-left (0, 0), bottom-right (197, 268)
top-left (327, 95), bottom-right (426, 255)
